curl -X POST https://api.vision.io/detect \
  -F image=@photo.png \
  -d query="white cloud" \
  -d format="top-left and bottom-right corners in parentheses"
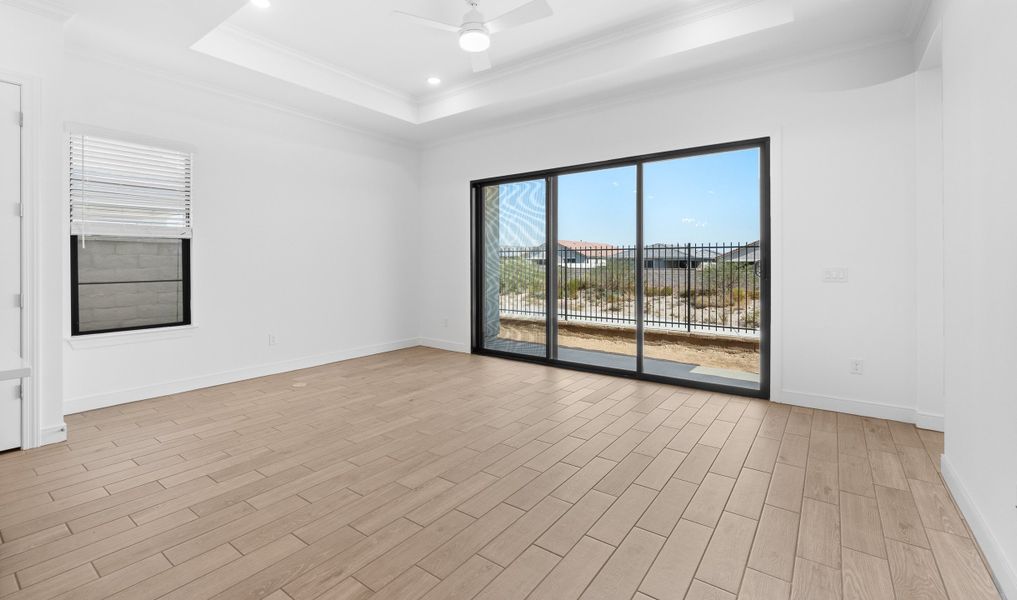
top-left (681, 217), bottom-right (696, 224)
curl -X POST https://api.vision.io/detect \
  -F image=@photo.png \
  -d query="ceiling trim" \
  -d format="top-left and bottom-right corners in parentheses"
top-left (417, 0), bottom-right (795, 123)
top-left (64, 26), bottom-right (917, 151)
top-left (213, 24), bottom-right (414, 103)
top-left (191, 0), bottom-right (783, 126)
top-left (423, 32), bottom-right (912, 150)
top-left (64, 45), bottom-right (419, 150)
top-left (419, 0), bottom-right (761, 103)
top-left (192, 23), bottom-right (419, 123)
top-left (0, 0), bottom-right (72, 22)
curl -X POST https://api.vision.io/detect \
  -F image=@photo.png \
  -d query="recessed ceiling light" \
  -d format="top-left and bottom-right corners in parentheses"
top-left (250, 0), bottom-right (271, 9)
top-left (427, 77), bottom-right (442, 86)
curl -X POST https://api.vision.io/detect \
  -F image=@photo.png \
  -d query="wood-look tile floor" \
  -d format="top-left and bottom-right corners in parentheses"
top-left (0, 347), bottom-right (1002, 600)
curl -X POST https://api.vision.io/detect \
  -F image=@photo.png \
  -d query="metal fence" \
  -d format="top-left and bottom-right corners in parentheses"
top-left (498, 242), bottom-right (761, 334)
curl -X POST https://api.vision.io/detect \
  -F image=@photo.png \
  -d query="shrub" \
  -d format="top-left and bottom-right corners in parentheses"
top-left (589, 259), bottom-right (637, 293)
top-left (692, 295), bottom-right (718, 309)
top-left (559, 279), bottom-right (577, 300)
top-left (499, 257), bottom-right (544, 295)
top-left (700, 261), bottom-right (757, 296)
top-left (703, 308), bottom-right (729, 325)
top-left (742, 308), bottom-right (760, 329)
top-left (644, 285), bottom-right (674, 297)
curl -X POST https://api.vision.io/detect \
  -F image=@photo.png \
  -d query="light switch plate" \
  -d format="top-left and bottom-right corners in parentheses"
top-left (823, 267), bottom-right (849, 283)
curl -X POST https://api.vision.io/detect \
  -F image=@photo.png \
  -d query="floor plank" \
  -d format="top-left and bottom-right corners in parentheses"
top-left (0, 348), bottom-right (1001, 600)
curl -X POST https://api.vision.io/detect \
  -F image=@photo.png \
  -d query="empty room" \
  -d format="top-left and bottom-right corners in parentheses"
top-left (0, 0), bottom-right (1014, 599)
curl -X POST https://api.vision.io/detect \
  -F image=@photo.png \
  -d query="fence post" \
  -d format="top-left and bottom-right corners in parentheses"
top-left (686, 243), bottom-right (692, 332)
top-left (561, 251), bottom-right (567, 322)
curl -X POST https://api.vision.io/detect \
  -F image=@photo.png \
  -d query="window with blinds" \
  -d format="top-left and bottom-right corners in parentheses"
top-left (69, 134), bottom-right (192, 238)
top-left (69, 132), bottom-right (192, 335)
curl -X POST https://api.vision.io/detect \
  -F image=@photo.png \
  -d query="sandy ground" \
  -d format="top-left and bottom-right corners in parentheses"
top-left (497, 319), bottom-right (760, 374)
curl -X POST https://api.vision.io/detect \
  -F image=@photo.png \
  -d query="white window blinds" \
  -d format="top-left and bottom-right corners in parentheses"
top-left (69, 134), bottom-right (192, 238)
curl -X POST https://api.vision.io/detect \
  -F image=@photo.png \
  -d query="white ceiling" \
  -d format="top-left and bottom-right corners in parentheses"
top-left (39, 0), bottom-right (929, 143)
top-left (224, 0), bottom-right (721, 98)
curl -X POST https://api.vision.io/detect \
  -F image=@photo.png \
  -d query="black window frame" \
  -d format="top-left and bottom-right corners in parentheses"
top-left (469, 137), bottom-right (771, 400)
top-left (70, 235), bottom-right (192, 336)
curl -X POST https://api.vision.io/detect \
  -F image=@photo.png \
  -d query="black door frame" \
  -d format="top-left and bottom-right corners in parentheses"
top-left (470, 137), bottom-right (771, 399)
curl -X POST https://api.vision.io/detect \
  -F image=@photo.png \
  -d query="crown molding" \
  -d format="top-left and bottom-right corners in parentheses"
top-left (213, 24), bottom-right (415, 104)
top-left (418, 0), bottom-right (762, 104)
top-left (0, 0), bottom-right (73, 22)
top-left (63, 45), bottom-right (421, 149)
top-left (197, 0), bottom-right (767, 119)
top-left (57, 1), bottom-right (921, 147)
top-left (416, 0), bottom-right (794, 124)
top-left (192, 23), bottom-right (419, 123)
top-left (423, 32), bottom-right (911, 150)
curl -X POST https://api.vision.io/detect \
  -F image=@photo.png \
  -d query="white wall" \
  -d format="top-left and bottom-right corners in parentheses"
top-left (61, 55), bottom-right (421, 413)
top-left (915, 66), bottom-right (945, 426)
top-left (940, 0), bottom-right (1017, 596)
top-left (0, 5), bottom-right (65, 443)
top-left (418, 42), bottom-right (931, 426)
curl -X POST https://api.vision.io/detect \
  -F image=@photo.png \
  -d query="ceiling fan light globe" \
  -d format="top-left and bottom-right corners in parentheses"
top-left (459, 27), bottom-right (491, 53)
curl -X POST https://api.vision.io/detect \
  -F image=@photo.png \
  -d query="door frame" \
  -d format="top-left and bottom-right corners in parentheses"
top-left (470, 137), bottom-right (771, 399)
top-left (0, 72), bottom-right (41, 449)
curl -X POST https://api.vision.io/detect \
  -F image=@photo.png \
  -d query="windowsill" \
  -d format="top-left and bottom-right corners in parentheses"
top-left (66, 324), bottom-right (198, 349)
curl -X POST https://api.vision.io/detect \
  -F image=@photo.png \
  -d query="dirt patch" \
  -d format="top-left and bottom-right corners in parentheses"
top-left (496, 317), bottom-right (760, 374)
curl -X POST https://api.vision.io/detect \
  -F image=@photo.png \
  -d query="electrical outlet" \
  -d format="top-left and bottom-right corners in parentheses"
top-left (823, 267), bottom-right (849, 283)
top-left (850, 359), bottom-right (864, 375)
top-left (268, 333), bottom-right (277, 346)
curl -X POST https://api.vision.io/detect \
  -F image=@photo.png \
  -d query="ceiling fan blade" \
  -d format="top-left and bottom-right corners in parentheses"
top-left (485, 0), bottom-right (553, 34)
top-left (471, 51), bottom-right (493, 72)
top-left (392, 10), bottom-right (461, 33)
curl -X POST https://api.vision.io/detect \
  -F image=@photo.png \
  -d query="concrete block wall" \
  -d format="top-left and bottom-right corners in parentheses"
top-left (76, 237), bottom-right (184, 332)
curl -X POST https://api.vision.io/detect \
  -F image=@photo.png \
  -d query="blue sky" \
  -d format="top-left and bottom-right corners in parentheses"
top-left (496, 148), bottom-right (761, 247)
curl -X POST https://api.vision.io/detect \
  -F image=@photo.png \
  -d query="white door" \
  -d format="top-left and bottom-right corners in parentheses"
top-left (0, 81), bottom-right (23, 451)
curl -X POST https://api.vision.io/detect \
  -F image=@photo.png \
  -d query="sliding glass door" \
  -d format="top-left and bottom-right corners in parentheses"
top-left (477, 179), bottom-right (548, 357)
top-left (642, 148), bottom-right (763, 390)
top-left (555, 166), bottom-right (638, 371)
top-left (472, 139), bottom-right (768, 397)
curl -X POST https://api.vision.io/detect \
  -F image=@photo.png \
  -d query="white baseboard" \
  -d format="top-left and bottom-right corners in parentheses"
top-left (63, 338), bottom-right (421, 415)
top-left (776, 389), bottom-right (944, 431)
top-left (941, 455), bottom-right (1016, 600)
top-left (40, 423), bottom-right (67, 445)
top-left (419, 337), bottom-right (470, 353)
top-left (408, 350), bottom-right (948, 431)
top-left (915, 411), bottom-right (945, 432)
top-left (61, 338), bottom-right (948, 436)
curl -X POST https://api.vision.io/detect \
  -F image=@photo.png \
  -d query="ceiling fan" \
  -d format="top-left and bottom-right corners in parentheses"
top-left (394, 0), bottom-right (554, 72)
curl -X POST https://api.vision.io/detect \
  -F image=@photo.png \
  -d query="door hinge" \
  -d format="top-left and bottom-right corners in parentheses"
top-left (14, 293), bottom-right (22, 309)
top-left (16, 202), bottom-right (23, 217)
top-left (13, 385), bottom-right (22, 400)
top-left (17, 112), bottom-right (23, 128)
